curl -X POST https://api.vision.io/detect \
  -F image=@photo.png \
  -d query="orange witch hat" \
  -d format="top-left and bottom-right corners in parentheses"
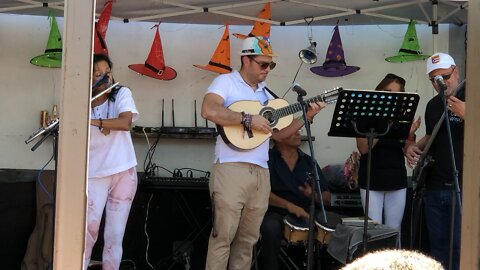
top-left (233, 2), bottom-right (271, 39)
top-left (94, 0), bottom-right (113, 55)
top-left (128, 24), bottom-right (177, 81)
top-left (194, 25), bottom-right (232, 74)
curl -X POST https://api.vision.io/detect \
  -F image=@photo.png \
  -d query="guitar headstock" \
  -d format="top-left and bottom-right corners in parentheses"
top-left (322, 87), bottom-right (342, 104)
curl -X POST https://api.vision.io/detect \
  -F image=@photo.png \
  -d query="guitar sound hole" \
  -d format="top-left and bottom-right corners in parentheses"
top-left (262, 111), bottom-right (274, 124)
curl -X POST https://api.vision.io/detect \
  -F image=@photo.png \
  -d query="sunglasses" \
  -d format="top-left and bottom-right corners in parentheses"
top-left (250, 57), bottom-right (276, 70)
top-left (429, 67), bottom-right (456, 83)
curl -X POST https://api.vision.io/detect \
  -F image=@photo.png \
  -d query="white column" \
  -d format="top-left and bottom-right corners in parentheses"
top-left (53, 0), bottom-right (95, 269)
top-left (460, 0), bottom-right (480, 268)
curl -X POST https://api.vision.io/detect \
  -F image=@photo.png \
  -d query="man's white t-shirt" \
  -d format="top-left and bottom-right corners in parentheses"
top-left (89, 86), bottom-right (139, 178)
top-left (206, 70), bottom-right (274, 168)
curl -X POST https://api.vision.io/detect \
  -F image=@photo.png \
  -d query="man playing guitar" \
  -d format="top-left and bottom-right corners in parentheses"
top-left (201, 36), bottom-right (326, 269)
top-left (405, 52), bottom-right (465, 270)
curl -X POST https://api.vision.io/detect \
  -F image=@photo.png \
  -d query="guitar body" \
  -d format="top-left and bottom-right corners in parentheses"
top-left (412, 155), bottom-right (434, 195)
top-left (217, 87), bottom-right (340, 150)
top-left (218, 99), bottom-right (294, 150)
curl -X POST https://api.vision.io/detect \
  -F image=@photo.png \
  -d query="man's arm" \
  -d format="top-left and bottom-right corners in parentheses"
top-left (405, 134), bottom-right (431, 168)
top-left (298, 182), bottom-right (331, 206)
top-left (201, 93), bottom-right (272, 133)
top-left (201, 93), bottom-right (242, 126)
top-left (269, 192), bottom-right (309, 219)
top-left (447, 96), bottom-right (465, 120)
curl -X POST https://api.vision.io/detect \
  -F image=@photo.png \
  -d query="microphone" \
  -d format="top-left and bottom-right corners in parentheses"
top-left (434, 75), bottom-right (448, 91)
top-left (292, 83), bottom-right (307, 96)
top-left (92, 73), bottom-right (109, 88)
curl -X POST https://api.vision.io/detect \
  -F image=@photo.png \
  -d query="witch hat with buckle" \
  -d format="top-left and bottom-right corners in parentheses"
top-left (128, 24), bottom-right (177, 81)
top-left (30, 12), bottom-right (62, 68)
top-left (194, 25), bottom-right (232, 74)
top-left (93, 0), bottom-right (113, 56)
top-left (310, 24), bottom-right (360, 77)
top-left (233, 2), bottom-right (271, 39)
top-left (385, 20), bottom-right (430, 63)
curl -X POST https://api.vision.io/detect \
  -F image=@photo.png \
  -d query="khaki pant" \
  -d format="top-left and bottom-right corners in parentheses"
top-left (206, 162), bottom-right (270, 270)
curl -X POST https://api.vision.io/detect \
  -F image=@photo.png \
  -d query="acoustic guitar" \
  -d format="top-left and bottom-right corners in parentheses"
top-left (217, 87), bottom-right (341, 150)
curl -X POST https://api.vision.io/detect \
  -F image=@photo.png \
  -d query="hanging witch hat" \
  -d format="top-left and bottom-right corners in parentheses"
top-left (30, 12), bottom-right (62, 68)
top-left (194, 25), bottom-right (232, 74)
top-left (233, 2), bottom-right (271, 39)
top-left (385, 20), bottom-right (430, 63)
top-left (93, 0), bottom-right (113, 55)
top-left (311, 24), bottom-right (359, 77)
top-left (128, 24), bottom-right (177, 81)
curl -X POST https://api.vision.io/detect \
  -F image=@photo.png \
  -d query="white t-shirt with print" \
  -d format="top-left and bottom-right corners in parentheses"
top-left (206, 70), bottom-right (274, 168)
top-left (89, 86), bottom-right (139, 178)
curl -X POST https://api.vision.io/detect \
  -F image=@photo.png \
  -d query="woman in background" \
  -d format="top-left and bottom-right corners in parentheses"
top-left (356, 73), bottom-right (420, 241)
top-left (84, 54), bottom-right (139, 270)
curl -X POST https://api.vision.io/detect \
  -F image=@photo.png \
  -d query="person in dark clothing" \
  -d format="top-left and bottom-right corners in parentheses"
top-left (259, 130), bottom-right (331, 270)
top-left (356, 73), bottom-right (420, 238)
top-left (405, 52), bottom-right (464, 270)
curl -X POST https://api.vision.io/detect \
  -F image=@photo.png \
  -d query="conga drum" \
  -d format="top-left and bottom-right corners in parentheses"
top-left (283, 214), bottom-right (310, 245)
top-left (315, 211), bottom-right (344, 245)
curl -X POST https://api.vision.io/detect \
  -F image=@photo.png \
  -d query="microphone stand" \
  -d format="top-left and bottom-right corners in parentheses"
top-left (295, 90), bottom-right (327, 270)
top-left (28, 120), bottom-right (59, 270)
top-left (438, 85), bottom-right (461, 270)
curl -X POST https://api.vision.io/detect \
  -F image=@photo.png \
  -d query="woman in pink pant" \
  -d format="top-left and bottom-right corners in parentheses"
top-left (85, 54), bottom-right (139, 270)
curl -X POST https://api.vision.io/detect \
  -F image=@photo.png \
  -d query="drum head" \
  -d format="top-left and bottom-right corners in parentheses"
top-left (315, 211), bottom-right (345, 231)
top-left (283, 214), bottom-right (309, 231)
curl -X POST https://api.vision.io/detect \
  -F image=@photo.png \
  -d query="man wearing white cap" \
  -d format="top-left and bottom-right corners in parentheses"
top-left (405, 52), bottom-right (465, 270)
top-left (201, 36), bottom-right (326, 269)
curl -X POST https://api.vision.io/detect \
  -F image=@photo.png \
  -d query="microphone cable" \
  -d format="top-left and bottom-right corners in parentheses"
top-left (281, 61), bottom-right (303, 98)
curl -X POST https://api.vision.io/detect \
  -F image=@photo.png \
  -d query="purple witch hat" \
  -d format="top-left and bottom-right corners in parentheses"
top-left (311, 24), bottom-right (360, 77)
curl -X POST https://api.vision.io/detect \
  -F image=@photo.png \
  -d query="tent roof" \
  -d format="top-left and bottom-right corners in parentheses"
top-left (0, 0), bottom-right (468, 26)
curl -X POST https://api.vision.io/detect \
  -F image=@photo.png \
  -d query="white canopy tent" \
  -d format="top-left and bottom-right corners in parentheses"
top-left (0, 0), bottom-right (469, 26)
top-left (0, 1), bottom-right (477, 269)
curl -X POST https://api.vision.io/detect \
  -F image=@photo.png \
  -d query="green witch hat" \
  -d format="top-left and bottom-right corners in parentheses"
top-left (30, 13), bottom-right (62, 68)
top-left (385, 20), bottom-right (430, 63)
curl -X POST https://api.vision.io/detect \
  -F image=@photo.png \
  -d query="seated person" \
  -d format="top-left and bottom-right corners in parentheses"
top-left (259, 129), bottom-right (331, 270)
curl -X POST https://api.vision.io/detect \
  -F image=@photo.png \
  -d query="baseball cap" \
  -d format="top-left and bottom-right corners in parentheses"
top-left (239, 36), bottom-right (277, 57)
top-left (426, 52), bottom-right (456, 74)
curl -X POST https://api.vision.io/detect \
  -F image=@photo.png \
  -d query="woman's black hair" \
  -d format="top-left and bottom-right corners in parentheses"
top-left (93, 53), bottom-right (120, 101)
top-left (375, 73), bottom-right (406, 92)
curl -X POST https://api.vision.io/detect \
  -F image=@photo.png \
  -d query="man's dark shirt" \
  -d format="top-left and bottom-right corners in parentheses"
top-left (268, 146), bottom-right (328, 216)
top-left (425, 86), bottom-right (465, 189)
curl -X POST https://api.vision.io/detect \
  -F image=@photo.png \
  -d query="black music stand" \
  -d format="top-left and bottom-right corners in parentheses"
top-left (328, 89), bottom-right (419, 254)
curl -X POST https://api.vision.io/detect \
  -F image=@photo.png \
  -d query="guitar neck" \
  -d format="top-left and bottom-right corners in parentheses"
top-left (274, 91), bottom-right (338, 119)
